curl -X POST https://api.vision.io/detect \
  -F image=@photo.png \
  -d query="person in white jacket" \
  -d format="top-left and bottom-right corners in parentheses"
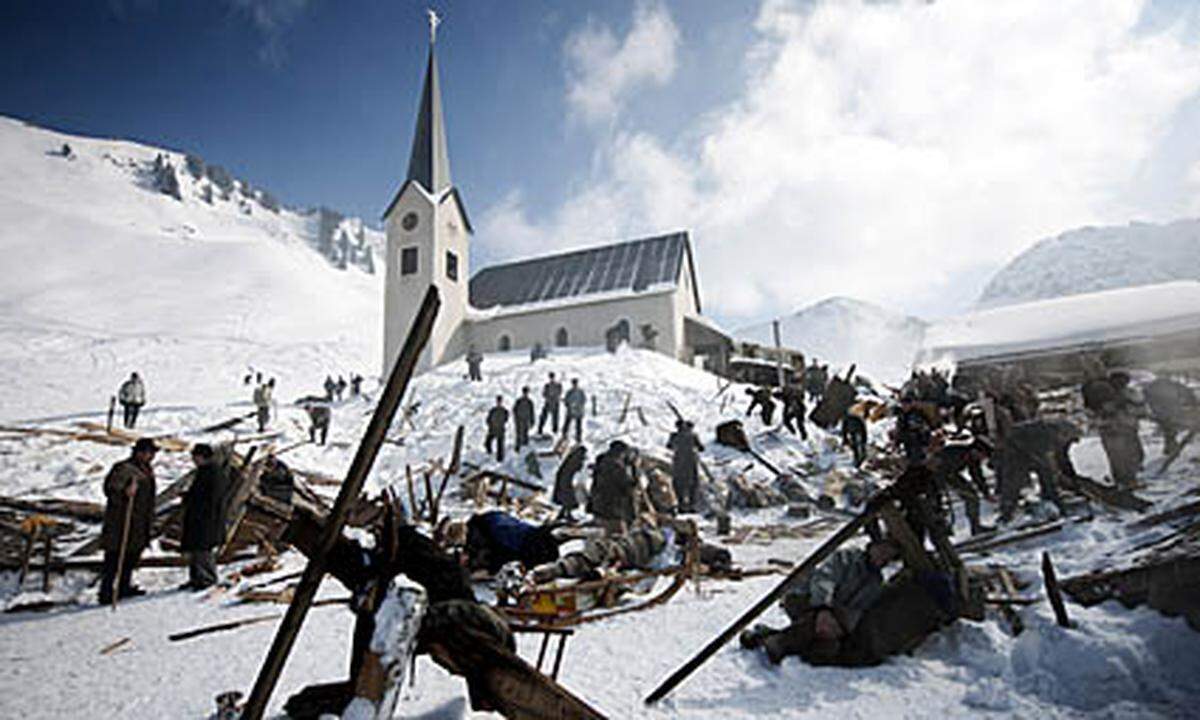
top-left (117, 372), bottom-right (146, 429)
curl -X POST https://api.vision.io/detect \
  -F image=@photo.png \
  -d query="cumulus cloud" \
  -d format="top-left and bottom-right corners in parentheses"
top-left (480, 0), bottom-right (1200, 324)
top-left (226, 0), bottom-right (309, 67)
top-left (564, 1), bottom-right (680, 125)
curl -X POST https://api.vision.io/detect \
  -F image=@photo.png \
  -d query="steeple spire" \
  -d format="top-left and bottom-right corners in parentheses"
top-left (406, 10), bottom-right (451, 195)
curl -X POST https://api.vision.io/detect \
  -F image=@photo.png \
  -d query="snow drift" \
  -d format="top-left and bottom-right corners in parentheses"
top-left (0, 116), bottom-right (384, 421)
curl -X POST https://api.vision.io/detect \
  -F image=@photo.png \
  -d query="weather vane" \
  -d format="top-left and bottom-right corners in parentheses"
top-left (427, 8), bottom-right (441, 45)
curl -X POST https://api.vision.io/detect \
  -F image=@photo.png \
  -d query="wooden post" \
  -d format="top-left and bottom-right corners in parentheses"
top-left (644, 501), bottom-right (879, 705)
top-left (423, 470), bottom-right (436, 524)
top-left (41, 534), bottom-right (52, 593)
top-left (878, 503), bottom-right (935, 574)
top-left (239, 286), bottom-right (439, 720)
top-left (1041, 551), bottom-right (1072, 628)
top-left (447, 425), bottom-right (464, 476)
top-left (771, 320), bottom-right (786, 394)
top-left (405, 464), bottom-right (417, 520)
top-left (17, 528), bottom-right (36, 586)
top-left (106, 396), bottom-right (116, 434)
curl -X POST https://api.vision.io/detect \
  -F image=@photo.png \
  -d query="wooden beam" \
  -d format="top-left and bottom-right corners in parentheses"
top-left (1041, 551), bottom-right (1072, 629)
top-left (878, 503), bottom-right (935, 574)
top-left (239, 285), bottom-right (439, 720)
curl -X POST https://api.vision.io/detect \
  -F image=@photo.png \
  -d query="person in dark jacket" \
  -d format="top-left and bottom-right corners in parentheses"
top-left (513, 387), bottom-right (535, 452)
top-left (927, 437), bottom-right (992, 536)
top-left (741, 538), bottom-right (901, 665)
top-left (996, 417), bottom-right (1081, 522)
top-left (842, 411), bottom-right (868, 467)
top-left (466, 346), bottom-right (483, 382)
top-left (99, 438), bottom-right (159, 604)
top-left (538, 372), bottom-right (563, 435)
top-left (589, 441), bottom-right (638, 534)
top-left (776, 384), bottom-right (808, 439)
top-left (746, 387), bottom-right (776, 425)
top-left (894, 399), bottom-right (934, 464)
top-left (485, 396), bottom-right (509, 462)
top-left (1143, 376), bottom-right (1197, 456)
top-left (180, 444), bottom-right (232, 590)
top-left (553, 445), bottom-right (587, 521)
top-left (464, 511), bottom-right (560, 574)
top-left (667, 420), bottom-right (705, 513)
top-left (306, 402), bottom-right (331, 445)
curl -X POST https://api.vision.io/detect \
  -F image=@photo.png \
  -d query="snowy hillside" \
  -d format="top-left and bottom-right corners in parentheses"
top-left (977, 218), bottom-right (1200, 309)
top-left (737, 297), bottom-right (926, 386)
top-left (0, 116), bottom-right (384, 421)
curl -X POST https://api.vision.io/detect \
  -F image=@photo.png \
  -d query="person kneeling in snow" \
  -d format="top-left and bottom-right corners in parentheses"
top-left (741, 538), bottom-right (901, 665)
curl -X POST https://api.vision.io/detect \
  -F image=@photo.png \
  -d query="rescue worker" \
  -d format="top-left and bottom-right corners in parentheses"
top-left (562, 378), bottom-right (587, 443)
top-left (1084, 371), bottom-right (1145, 489)
top-left (740, 538), bottom-right (901, 665)
top-left (538, 372), bottom-right (562, 435)
top-left (180, 443), bottom-right (231, 590)
top-left (667, 420), bottom-right (704, 513)
top-left (894, 396), bottom-right (934, 464)
top-left (323, 375), bottom-right (336, 401)
top-left (553, 445), bottom-right (587, 521)
top-left (842, 410), bottom-right (868, 468)
top-left (99, 438), bottom-right (159, 604)
top-left (117, 372), bottom-right (146, 429)
top-left (306, 402), bottom-right (331, 445)
top-left (253, 378), bottom-right (274, 432)
top-left (464, 510), bottom-right (560, 574)
top-left (745, 386), bottom-right (776, 425)
top-left (588, 441), bottom-right (638, 534)
top-left (1143, 376), bottom-right (1197, 457)
top-left (927, 436), bottom-right (992, 536)
top-left (805, 359), bottom-right (826, 403)
top-left (484, 396), bottom-right (509, 462)
top-left (776, 384), bottom-right (808, 439)
top-left (995, 417), bottom-right (1082, 522)
top-left (513, 387), bottom-right (535, 452)
top-left (466, 346), bottom-right (483, 382)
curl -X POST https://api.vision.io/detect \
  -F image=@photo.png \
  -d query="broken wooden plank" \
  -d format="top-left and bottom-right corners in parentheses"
top-left (239, 285), bottom-right (439, 720)
top-left (1042, 551), bottom-right (1072, 628)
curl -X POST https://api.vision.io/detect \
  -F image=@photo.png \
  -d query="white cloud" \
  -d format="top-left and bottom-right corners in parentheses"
top-left (564, 1), bottom-right (680, 125)
top-left (226, 0), bottom-right (309, 67)
top-left (482, 0), bottom-right (1200, 324)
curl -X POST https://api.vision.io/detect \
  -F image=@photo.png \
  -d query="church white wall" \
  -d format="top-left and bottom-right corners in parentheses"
top-left (382, 185), bottom-right (470, 374)
top-left (464, 289), bottom-right (682, 359)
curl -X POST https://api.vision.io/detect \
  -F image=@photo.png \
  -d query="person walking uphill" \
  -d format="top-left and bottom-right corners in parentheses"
top-left (485, 396), bottom-right (510, 462)
top-left (553, 445), bottom-right (587, 521)
top-left (99, 438), bottom-right (159, 604)
top-left (253, 378), bottom-right (275, 432)
top-left (539, 372), bottom-right (563, 435)
top-left (513, 387), bottom-right (535, 452)
top-left (563, 378), bottom-right (587, 443)
top-left (667, 420), bottom-right (705, 513)
top-left (180, 444), bottom-right (232, 591)
top-left (118, 372), bottom-right (146, 429)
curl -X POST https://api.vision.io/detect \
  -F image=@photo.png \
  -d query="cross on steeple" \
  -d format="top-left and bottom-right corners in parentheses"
top-left (406, 8), bottom-right (451, 195)
top-left (427, 8), bottom-right (440, 46)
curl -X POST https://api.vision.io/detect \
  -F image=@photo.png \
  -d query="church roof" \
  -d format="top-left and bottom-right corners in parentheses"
top-left (406, 47), bottom-right (452, 195)
top-left (469, 231), bottom-right (702, 313)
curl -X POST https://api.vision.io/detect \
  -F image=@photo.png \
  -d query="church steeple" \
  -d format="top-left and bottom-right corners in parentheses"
top-left (406, 22), bottom-right (451, 196)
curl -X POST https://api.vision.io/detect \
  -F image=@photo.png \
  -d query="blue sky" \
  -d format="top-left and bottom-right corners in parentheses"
top-left (3, 1), bottom-right (1200, 327)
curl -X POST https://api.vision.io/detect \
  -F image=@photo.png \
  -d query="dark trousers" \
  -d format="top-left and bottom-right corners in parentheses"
top-left (256, 405), bottom-right (270, 432)
top-left (783, 410), bottom-right (808, 439)
top-left (673, 476), bottom-right (697, 513)
top-left (98, 543), bottom-right (145, 602)
top-left (515, 421), bottom-right (530, 451)
top-left (310, 423), bottom-right (328, 445)
top-left (485, 429), bottom-right (505, 462)
top-left (1100, 428), bottom-right (1143, 488)
top-left (187, 549), bottom-right (217, 588)
top-left (122, 403), bottom-right (141, 429)
top-left (538, 402), bottom-right (560, 434)
top-left (468, 363), bottom-right (482, 381)
top-left (562, 413), bottom-right (583, 442)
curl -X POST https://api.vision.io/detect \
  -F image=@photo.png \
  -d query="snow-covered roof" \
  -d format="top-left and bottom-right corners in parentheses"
top-left (919, 281), bottom-right (1200, 364)
top-left (468, 230), bottom-right (700, 312)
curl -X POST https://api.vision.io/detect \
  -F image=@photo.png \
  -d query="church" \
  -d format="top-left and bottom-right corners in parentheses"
top-left (381, 27), bottom-right (732, 375)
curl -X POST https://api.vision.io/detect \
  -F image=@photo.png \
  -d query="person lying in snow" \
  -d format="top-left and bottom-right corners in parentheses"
top-left (463, 510), bottom-right (560, 575)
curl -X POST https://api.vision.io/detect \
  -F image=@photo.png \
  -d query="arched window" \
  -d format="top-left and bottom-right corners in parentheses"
top-left (555, 327), bottom-right (569, 347)
top-left (498, 335), bottom-right (512, 352)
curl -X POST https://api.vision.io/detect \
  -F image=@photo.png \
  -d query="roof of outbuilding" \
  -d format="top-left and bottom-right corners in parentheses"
top-left (469, 231), bottom-right (701, 312)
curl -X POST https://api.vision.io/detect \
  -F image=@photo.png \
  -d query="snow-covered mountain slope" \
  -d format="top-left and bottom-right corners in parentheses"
top-left (0, 116), bottom-right (384, 421)
top-left (737, 297), bottom-right (927, 386)
top-left (977, 218), bottom-right (1200, 309)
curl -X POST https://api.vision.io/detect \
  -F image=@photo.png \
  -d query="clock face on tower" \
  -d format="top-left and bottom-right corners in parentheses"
top-left (401, 212), bottom-right (419, 231)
